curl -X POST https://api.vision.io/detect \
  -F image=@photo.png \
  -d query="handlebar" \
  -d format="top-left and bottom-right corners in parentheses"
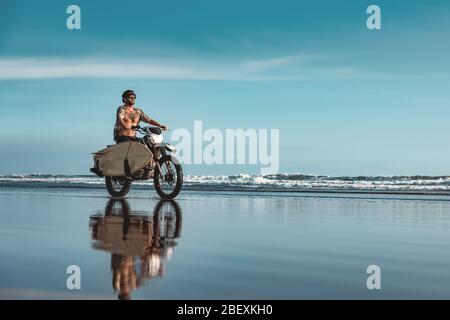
top-left (130, 125), bottom-right (168, 132)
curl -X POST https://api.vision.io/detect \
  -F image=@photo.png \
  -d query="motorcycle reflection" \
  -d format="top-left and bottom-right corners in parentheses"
top-left (89, 199), bottom-right (182, 300)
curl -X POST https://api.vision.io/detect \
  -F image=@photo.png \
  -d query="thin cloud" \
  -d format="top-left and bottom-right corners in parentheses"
top-left (0, 55), bottom-right (383, 81)
top-left (244, 54), bottom-right (311, 72)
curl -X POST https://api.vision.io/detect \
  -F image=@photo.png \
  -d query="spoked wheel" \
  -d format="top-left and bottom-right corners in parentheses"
top-left (105, 176), bottom-right (132, 198)
top-left (153, 156), bottom-right (183, 199)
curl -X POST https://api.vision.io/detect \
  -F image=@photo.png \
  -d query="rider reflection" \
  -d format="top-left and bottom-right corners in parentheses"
top-left (89, 199), bottom-right (182, 300)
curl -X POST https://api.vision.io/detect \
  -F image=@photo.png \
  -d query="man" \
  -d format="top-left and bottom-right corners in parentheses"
top-left (114, 89), bottom-right (168, 143)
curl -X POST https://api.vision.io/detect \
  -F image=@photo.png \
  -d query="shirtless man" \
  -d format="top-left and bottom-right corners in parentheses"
top-left (114, 89), bottom-right (168, 143)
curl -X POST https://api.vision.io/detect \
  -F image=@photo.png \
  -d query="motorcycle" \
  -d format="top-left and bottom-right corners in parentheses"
top-left (90, 125), bottom-right (183, 199)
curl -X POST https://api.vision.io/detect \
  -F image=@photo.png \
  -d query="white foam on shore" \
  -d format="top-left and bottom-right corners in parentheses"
top-left (1, 173), bottom-right (450, 192)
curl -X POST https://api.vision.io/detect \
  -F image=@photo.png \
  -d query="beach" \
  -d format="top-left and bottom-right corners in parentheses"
top-left (1, 186), bottom-right (450, 299)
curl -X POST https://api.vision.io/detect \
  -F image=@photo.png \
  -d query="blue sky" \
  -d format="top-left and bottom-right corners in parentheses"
top-left (1, 0), bottom-right (450, 176)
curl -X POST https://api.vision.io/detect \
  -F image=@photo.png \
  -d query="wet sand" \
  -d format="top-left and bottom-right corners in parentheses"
top-left (1, 188), bottom-right (450, 299)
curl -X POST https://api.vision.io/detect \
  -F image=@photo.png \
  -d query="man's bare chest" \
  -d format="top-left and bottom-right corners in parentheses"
top-left (124, 109), bottom-right (139, 122)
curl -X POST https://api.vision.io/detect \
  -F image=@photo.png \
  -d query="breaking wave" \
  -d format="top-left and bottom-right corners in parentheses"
top-left (2, 173), bottom-right (450, 194)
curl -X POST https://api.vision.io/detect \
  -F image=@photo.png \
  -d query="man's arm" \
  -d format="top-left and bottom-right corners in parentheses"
top-left (140, 111), bottom-right (168, 131)
top-left (117, 108), bottom-right (131, 130)
top-left (118, 116), bottom-right (130, 129)
top-left (148, 118), bottom-right (166, 129)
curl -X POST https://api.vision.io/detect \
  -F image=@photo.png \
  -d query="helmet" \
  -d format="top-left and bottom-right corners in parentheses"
top-left (122, 89), bottom-right (136, 103)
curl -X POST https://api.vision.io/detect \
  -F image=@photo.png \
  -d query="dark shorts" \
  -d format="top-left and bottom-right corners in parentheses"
top-left (116, 136), bottom-right (139, 143)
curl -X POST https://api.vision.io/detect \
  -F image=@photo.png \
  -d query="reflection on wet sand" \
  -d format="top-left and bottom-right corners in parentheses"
top-left (89, 199), bottom-right (182, 300)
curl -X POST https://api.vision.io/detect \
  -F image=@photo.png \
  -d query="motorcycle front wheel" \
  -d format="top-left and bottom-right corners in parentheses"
top-left (105, 176), bottom-right (132, 198)
top-left (153, 155), bottom-right (183, 199)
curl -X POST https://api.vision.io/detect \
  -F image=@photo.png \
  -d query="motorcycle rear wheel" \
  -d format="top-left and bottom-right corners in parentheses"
top-left (105, 176), bottom-right (132, 198)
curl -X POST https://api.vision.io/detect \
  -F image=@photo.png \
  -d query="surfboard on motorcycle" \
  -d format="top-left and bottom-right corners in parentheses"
top-left (90, 125), bottom-right (183, 199)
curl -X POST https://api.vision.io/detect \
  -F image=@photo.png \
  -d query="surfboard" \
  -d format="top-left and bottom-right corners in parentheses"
top-left (94, 142), bottom-right (153, 177)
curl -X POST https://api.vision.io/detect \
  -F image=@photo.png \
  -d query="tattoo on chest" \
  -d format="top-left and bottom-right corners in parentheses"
top-left (126, 111), bottom-right (138, 122)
